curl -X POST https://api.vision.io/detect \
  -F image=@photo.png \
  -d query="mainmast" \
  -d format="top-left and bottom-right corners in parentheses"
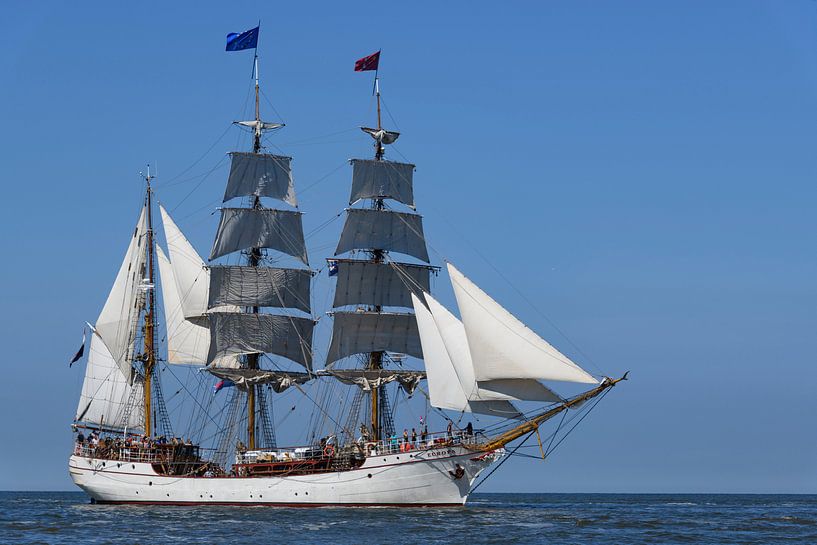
top-left (142, 168), bottom-right (157, 437)
top-left (206, 32), bottom-right (313, 454)
top-left (247, 53), bottom-right (262, 450)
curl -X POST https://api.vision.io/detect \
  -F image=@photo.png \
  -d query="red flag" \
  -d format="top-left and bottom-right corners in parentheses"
top-left (355, 51), bottom-right (380, 72)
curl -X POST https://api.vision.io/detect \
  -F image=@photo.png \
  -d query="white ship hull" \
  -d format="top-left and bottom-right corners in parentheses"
top-left (68, 446), bottom-right (503, 506)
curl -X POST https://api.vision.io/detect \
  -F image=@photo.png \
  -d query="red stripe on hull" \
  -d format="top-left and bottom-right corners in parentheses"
top-left (94, 500), bottom-right (464, 508)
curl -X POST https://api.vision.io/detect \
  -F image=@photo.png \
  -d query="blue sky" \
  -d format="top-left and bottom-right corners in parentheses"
top-left (1, 0), bottom-right (816, 493)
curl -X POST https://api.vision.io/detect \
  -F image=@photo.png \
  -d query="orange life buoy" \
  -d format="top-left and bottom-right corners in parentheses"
top-left (323, 444), bottom-right (335, 457)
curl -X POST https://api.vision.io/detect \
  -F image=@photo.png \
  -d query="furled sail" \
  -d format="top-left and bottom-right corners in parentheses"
top-left (349, 159), bottom-right (415, 208)
top-left (326, 311), bottom-right (423, 365)
top-left (411, 294), bottom-right (521, 418)
top-left (424, 292), bottom-right (561, 403)
top-left (207, 368), bottom-right (311, 393)
top-left (361, 126), bottom-right (400, 145)
top-left (159, 205), bottom-right (209, 319)
top-left (94, 208), bottom-right (147, 379)
top-left (223, 152), bottom-right (297, 206)
top-left (210, 208), bottom-right (308, 264)
top-left (448, 263), bottom-right (598, 384)
top-left (207, 312), bottom-right (314, 370)
top-left (75, 328), bottom-right (144, 432)
top-left (208, 266), bottom-right (311, 313)
top-left (331, 260), bottom-right (430, 308)
top-left (322, 369), bottom-right (425, 396)
top-left (335, 208), bottom-right (429, 263)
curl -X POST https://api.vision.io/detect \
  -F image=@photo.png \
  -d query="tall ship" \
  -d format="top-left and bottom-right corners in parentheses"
top-left (67, 33), bottom-right (626, 506)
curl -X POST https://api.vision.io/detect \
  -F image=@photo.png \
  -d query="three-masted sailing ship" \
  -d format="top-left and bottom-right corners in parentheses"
top-left (67, 42), bottom-right (625, 506)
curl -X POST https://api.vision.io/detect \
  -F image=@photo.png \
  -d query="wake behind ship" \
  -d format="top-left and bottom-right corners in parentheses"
top-left (67, 31), bottom-right (625, 506)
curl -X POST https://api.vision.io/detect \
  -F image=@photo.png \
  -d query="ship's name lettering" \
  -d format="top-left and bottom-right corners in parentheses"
top-left (424, 449), bottom-right (456, 458)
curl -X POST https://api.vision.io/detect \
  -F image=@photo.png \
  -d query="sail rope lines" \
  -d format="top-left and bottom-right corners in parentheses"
top-left (384, 145), bottom-right (607, 378)
top-left (384, 199), bottom-right (602, 379)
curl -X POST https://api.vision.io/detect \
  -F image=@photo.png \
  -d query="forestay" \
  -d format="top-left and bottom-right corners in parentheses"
top-left (349, 159), bottom-right (415, 208)
top-left (208, 266), bottom-right (311, 313)
top-left (207, 312), bottom-right (314, 370)
top-left (223, 152), bottom-right (297, 206)
top-left (335, 209), bottom-right (429, 263)
top-left (94, 208), bottom-right (147, 380)
top-left (75, 329), bottom-right (144, 432)
top-left (448, 263), bottom-right (598, 384)
top-left (332, 260), bottom-right (430, 308)
top-left (210, 208), bottom-right (308, 264)
top-left (411, 294), bottom-right (522, 418)
top-left (326, 311), bottom-right (423, 365)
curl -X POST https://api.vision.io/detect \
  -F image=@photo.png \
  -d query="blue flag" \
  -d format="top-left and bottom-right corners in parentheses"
top-left (226, 26), bottom-right (259, 52)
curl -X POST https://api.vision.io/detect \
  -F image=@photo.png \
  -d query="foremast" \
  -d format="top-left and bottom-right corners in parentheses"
top-left (327, 67), bottom-right (433, 442)
top-left (368, 74), bottom-right (385, 441)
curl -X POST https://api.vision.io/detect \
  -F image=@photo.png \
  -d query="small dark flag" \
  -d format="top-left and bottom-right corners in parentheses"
top-left (69, 329), bottom-right (86, 367)
top-left (226, 26), bottom-right (259, 52)
top-left (354, 51), bottom-right (380, 72)
top-left (328, 260), bottom-right (339, 276)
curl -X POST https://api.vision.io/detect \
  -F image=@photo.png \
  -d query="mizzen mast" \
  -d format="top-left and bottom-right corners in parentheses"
top-left (142, 167), bottom-right (157, 437)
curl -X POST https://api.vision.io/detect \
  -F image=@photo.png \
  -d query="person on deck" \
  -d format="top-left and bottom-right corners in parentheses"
top-left (411, 428), bottom-right (417, 446)
top-left (466, 422), bottom-right (473, 437)
top-left (447, 421), bottom-right (453, 440)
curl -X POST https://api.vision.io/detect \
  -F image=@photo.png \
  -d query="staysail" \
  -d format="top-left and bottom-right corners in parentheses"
top-left (93, 208), bottom-right (147, 379)
top-left (411, 293), bottom-right (522, 418)
top-left (159, 205), bottom-right (209, 319)
top-left (448, 263), bottom-right (598, 384)
top-left (423, 292), bottom-right (562, 402)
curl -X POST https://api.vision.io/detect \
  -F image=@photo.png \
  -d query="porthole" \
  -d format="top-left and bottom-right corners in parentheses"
top-left (135, 491), bottom-right (139, 494)
top-left (305, 492), bottom-right (309, 495)
top-left (250, 494), bottom-right (253, 498)
top-left (117, 463), bottom-right (121, 468)
top-left (367, 473), bottom-right (372, 478)
top-left (132, 465), bottom-right (135, 469)
top-left (149, 481), bottom-right (153, 486)
top-left (295, 492), bottom-right (298, 496)
top-left (166, 493), bottom-right (170, 497)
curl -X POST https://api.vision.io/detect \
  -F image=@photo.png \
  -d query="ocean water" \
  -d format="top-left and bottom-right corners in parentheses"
top-left (1, 492), bottom-right (814, 544)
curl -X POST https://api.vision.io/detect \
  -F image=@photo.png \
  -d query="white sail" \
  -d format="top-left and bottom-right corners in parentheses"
top-left (159, 205), bottom-right (209, 319)
top-left (157, 246), bottom-right (210, 365)
top-left (448, 263), bottom-right (598, 384)
top-left (94, 207), bottom-right (147, 380)
top-left (411, 293), bottom-right (520, 418)
top-left (424, 292), bottom-right (561, 402)
top-left (75, 327), bottom-right (143, 431)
